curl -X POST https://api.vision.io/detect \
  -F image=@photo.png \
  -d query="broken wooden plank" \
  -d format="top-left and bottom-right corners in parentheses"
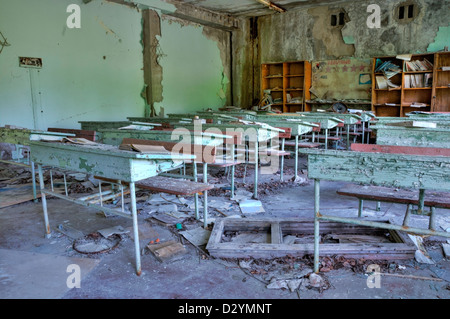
top-left (147, 240), bottom-right (187, 262)
top-left (337, 184), bottom-right (450, 209)
top-left (206, 218), bottom-right (416, 259)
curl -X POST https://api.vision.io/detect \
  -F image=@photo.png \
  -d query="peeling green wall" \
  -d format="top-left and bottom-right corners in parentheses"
top-left (153, 17), bottom-right (229, 115)
top-left (0, 0), bottom-right (144, 130)
top-left (427, 25), bottom-right (450, 52)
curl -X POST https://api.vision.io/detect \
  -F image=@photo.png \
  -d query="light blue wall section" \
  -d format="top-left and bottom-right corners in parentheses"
top-left (154, 18), bottom-right (228, 114)
top-left (0, 0), bottom-right (145, 130)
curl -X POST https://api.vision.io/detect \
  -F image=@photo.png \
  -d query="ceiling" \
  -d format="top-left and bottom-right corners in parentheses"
top-left (176, 0), bottom-right (355, 17)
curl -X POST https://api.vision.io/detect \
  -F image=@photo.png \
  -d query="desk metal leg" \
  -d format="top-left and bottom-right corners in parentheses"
top-left (418, 189), bottom-right (425, 215)
top-left (280, 138), bottom-right (285, 181)
top-left (38, 164), bottom-right (51, 238)
top-left (129, 182), bottom-right (141, 276)
top-left (253, 140), bottom-right (259, 199)
top-left (358, 199), bottom-right (364, 217)
top-left (314, 179), bottom-right (320, 273)
top-left (325, 129), bottom-right (328, 150)
top-left (346, 125), bottom-right (350, 150)
top-left (193, 162), bottom-right (199, 220)
top-left (429, 207), bottom-right (437, 231)
top-left (294, 135), bottom-right (299, 177)
top-left (31, 161), bottom-right (38, 202)
top-left (203, 163), bottom-right (208, 228)
top-left (362, 122), bottom-right (366, 144)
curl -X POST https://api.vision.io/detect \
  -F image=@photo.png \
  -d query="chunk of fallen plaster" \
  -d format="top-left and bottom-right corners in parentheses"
top-left (414, 250), bottom-right (435, 264)
top-left (442, 244), bottom-right (450, 259)
top-left (308, 273), bottom-right (325, 288)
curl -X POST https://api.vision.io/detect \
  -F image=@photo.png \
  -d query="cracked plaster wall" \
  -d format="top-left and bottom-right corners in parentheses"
top-left (0, 0), bottom-right (144, 129)
top-left (146, 14), bottom-right (232, 115)
top-left (234, 0), bottom-right (450, 108)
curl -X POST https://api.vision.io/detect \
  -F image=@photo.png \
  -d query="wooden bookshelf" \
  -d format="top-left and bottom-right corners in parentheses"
top-left (432, 51), bottom-right (450, 112)
top-left (371, 53), bottom-right (442, 117)
top-left (261, 61), bottom-right (311, 113)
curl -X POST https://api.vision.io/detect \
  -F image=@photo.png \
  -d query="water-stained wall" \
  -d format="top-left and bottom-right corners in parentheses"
top-left (151, 15), bottom-right (231, 115)
top-left (233, 0), bottom-right (450, 108)
top-left (0, 0), bottom-right (144, 130)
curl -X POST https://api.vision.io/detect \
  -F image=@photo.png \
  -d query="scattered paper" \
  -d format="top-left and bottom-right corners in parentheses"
top-left (239, 199), bottom-right (265, 215)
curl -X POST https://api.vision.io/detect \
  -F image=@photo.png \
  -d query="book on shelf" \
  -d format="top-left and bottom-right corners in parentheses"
top-left (376, 75), bottom-right (400, 89)
top-left (375, 60), bottom-right (402, 79)
top-left (396, 54), bottom-right (412, 61)
top-left (404, 73), bottom-right (432, 88)
top-left (376, 76), bottom-right (388, 89)
top-left (404, 59), bottom-right (433, 71)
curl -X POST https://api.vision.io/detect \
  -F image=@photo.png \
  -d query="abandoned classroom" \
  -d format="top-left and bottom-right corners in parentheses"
top-left (0, 0), bottom-right (449, 301)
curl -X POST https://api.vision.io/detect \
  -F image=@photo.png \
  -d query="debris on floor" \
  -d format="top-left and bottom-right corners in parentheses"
top-left (72, 232), bottom-right (121, 254)
top-left (239, 199), bottom-right (265, 215)
top-left (442, 244), bottom-right (450, 259)
top-left (147, 240), bottom-right (187, 263)
top-left (409, 234), bottom-right (435, 264)
top-left (179, 227), bottom-right (211, 246)
top-left (56, 223), bottom-right (84, 239)
top-left (97, 225), bottom-right (129, 238)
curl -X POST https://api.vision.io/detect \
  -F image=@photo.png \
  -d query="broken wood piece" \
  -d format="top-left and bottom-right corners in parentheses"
top-left (180, 227), bottom-right (211, 246)
top-left (206, 218), bottom-right (416, 259)
top-left (147, 240), bottom-right (187, 262)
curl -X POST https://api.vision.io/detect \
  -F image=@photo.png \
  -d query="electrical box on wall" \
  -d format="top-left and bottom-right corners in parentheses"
top-left (19, 57), bottom-right (42, 68)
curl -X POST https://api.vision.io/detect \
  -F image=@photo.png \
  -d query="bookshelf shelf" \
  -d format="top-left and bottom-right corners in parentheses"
top-left (371, 52), bottom-right (450, 117)
top-left (261, 61), bottom-right (311, 113)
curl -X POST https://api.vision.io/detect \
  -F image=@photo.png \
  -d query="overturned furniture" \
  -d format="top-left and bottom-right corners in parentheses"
top-left (300, 143), bottom-right (450, 273)
top-left (30, 140), bottom-right (195, 276)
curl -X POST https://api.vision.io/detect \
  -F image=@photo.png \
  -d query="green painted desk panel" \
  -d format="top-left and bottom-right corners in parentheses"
top-left (30, 141), bottom-right (193, 182)
top-left (300, 148), bottom-right (450, 191)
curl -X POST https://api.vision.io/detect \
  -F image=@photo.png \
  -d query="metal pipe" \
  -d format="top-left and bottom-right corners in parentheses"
top-left (418, 189), bottom-right (425, 215)
top-left (230, 143), bottom-right (235, 199)
top-left (280, 138), bottom-right (285, 181)
top-left (346, 125), bottom-right (350, 150)
top-left (78, 190), bottom-right (113, 201)
top-left (99, 181), bottom-right (103, 207)
top-left (403, 204), bottom-right (412, 226)
top-left (294, 135), bottom-right (299, 177)
top-left (50, 170), bottom-right (54, 191)
top-left (253, 139), bottom-right (259, 199)
top-left (358, 199), bottom-right (364, 217)
top-left (193, 162), bottom-right (199, 220)
top-left (203, 163), bottom-right (208, 228)
top-left (41, 189), bottom-right (132, 219)
top-left (63, 173), bottom-right (68, 196)
top-left (429, 207), bottom-right (436, 231)
top-left (38, 164), bottom-right (51, 238)
top-left (314, 179), bottom-right (320, 273)
top-left (319, 213), bottom-right (450, 238)
top-left (31, 161), bottom-right (38, 202)
top-left (129, 182), bottom-right (141, 276)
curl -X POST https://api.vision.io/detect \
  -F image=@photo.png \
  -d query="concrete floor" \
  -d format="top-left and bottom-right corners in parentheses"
top-left (0, 156), bottom-right (449, 300)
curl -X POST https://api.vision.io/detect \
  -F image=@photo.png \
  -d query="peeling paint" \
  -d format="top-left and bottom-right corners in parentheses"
top-left (152, 16), bottom-right (229, 113)
top-left (427, 25), bottom-right (450, 52)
